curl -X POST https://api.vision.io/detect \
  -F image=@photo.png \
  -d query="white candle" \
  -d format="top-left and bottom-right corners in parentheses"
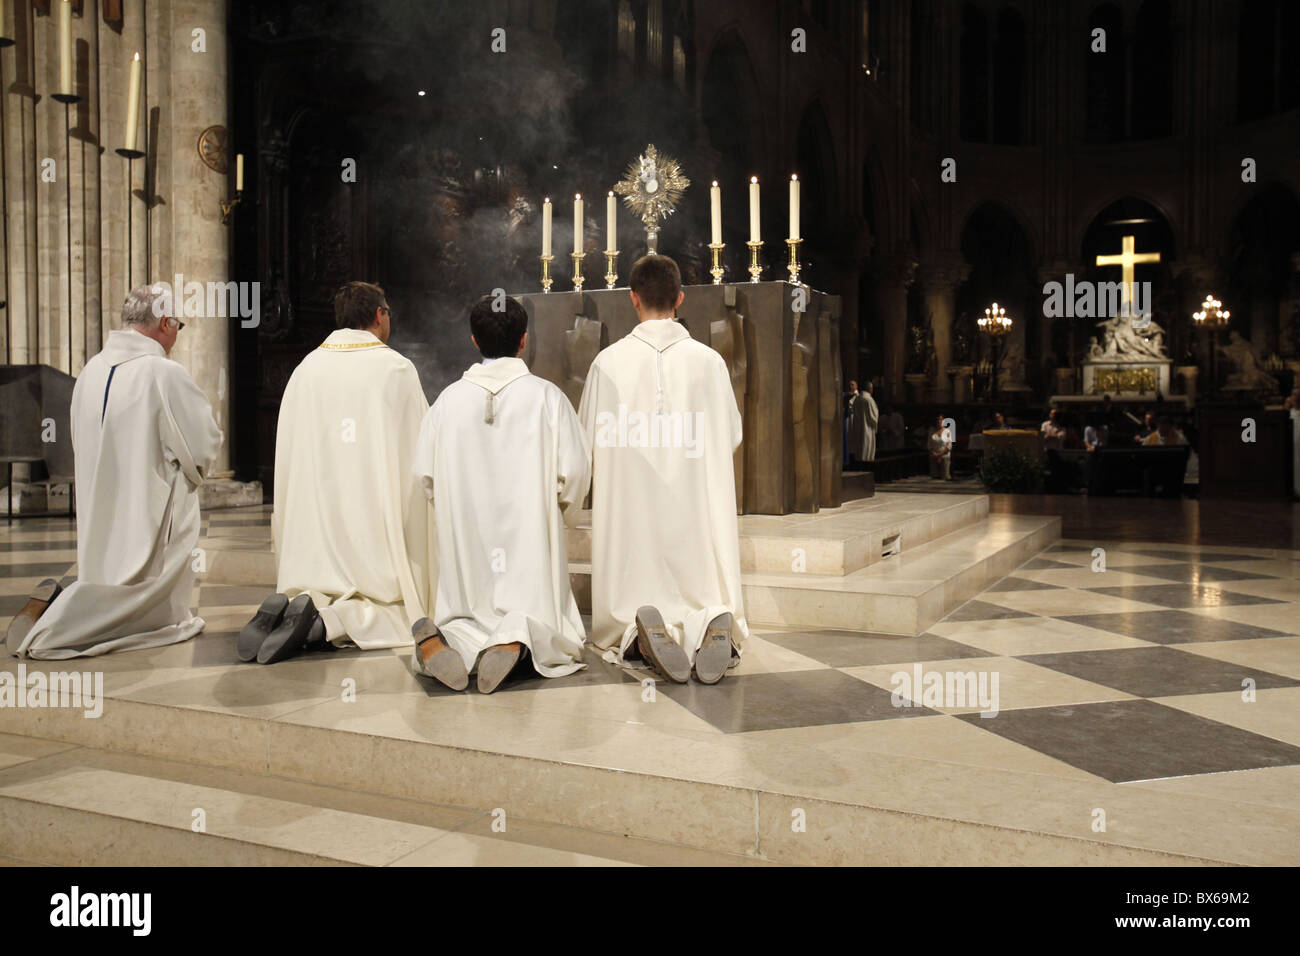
top-left (573, 193), bottom-right (583, 256)
top-left (124, 52), bottom-right (142, 151)
top-left (748, 176), bottom-right (760, 243)
top-left (58, 0), bottom-right (72, 98)
top-left (606, 191), bottom-right (616, 253)
top-left (542, 197), bottom-right (552, 257)
top-left (789, 174), bottom-right (800, 241)
top-left (710, 181), bottom-right (722, 245)
top-left (235, 153), bottom-right (244, 191)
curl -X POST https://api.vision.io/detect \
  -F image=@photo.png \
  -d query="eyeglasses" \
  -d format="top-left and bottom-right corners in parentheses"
top-left (168, 318), bottom-right (186, 331)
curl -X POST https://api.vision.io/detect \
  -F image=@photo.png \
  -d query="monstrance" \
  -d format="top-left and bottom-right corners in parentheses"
top-left (613, 144), bottom-right (689, 254)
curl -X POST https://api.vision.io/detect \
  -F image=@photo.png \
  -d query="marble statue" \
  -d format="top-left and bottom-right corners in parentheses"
top-left (1219, 330), bottom-right (1279, 393)
top-left (1095, 313), bottom-right (1169, 361)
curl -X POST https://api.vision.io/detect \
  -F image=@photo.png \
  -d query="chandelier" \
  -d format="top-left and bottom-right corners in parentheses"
top-left (1192, 294), bottom-right (1230, 329)
top-left (978, 302), bottom-right (1012, 336)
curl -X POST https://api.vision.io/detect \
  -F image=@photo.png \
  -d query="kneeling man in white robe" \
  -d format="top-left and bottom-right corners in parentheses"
top-left (241, 282), bottom-right (434, 664)
top-left (7, 285), bottom-right (222, 659)
top-left (578, 254), bottom-right (749, 684)
top-left (410, 294), bottom-right (590, 693)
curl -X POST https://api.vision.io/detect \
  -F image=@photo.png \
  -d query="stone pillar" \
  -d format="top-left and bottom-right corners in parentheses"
top-left (872, 253), bottom-right (916, 403)
top-left (916, 258), bottom-right (967, 401)
top-left (152, 0), bottom-right (233, 477)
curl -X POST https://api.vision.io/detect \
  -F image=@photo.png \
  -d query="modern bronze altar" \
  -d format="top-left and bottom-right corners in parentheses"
top-left (515, 281), bottom-right (842, 516)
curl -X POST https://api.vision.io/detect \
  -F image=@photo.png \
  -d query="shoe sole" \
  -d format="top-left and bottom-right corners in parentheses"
top-left (476, 644), bottom-right (522, 694)
top-left (237, 593), bottom-right (289, 663)
top-left (257, 594), bottom-right (320, 664)
top-left (4, 578), bottom-right (62, 656)
top-left (412, 618), bottom-right (469, 691)
top-left (635, 606), bottom-right (690, 684)
top-left (693, 613), bottom-right (734, 684)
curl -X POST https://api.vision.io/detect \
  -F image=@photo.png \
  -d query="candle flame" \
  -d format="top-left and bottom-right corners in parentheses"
top-left (575, 193), bottom-right (581, 200)
top-left (791, 174), bottom-right (798, 181)
top-left (608, 190), bottom-right (613, 197)
top-left (544, 197), bottom-right (550, 203)
top-left (133, 52), bottom-right (141, 61)
top-left (712, 180), bottom-right (718, 187)
top-left (751, 176), bottom-right (758, 183)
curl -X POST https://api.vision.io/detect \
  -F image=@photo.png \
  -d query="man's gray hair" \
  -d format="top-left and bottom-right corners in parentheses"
top-left (121, 285), bottom-right (167, 329)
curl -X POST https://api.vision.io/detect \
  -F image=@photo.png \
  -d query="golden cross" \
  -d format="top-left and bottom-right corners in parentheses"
top-left (1095, 235), bottom-right (1160, 316)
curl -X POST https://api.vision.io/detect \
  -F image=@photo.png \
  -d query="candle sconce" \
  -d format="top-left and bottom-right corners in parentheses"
top-left (604, 250), bottom-right (619, 290)
top-left (540, 254), bottom-right (554, 294)
top-left (786, 238), bottom-right (803, 285)
top-left (220, 191), bottom-right (243, 226)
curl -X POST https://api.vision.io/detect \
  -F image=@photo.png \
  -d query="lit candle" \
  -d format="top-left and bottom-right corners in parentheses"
top-left (542, 197), bottom-right (552, 257)
top-left (789, 174), bottom-right (800, 241)
top-left (124, 52), bottom-right (142, 152)
top-left (748, 176), bottom-right (760, 243)
top-left (58, 0), bottom-right (72, 98)
top-left (710, 181), bottom-right (722, 245)
top-left (235, 153), bottom-right (244, 191)
top-left (606, 191), bottom-right (616, 253)
top-left (573, 193), bottom-right (583, 256)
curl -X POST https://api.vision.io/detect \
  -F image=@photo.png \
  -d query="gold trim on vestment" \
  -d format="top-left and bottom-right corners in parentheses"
top-left (318, 341), bottom-right (387, 350)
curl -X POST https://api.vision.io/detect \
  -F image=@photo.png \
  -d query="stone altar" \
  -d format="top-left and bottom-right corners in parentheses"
top-left (515, 281), bottom-right (842, 515)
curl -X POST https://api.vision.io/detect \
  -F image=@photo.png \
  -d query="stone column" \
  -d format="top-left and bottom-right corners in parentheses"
top-left (151, 0), bottom-right (233, 477)
top-left (872, 252), bottom-right (916, 403)
top-left (916, 257), bottom-right (967, 401)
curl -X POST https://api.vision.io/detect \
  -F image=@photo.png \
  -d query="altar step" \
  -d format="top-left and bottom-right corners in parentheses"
top-left (569, 513), bottom-right (1061, 636)
top-left (0, 738), bottom-right (762, 867)
top-left (200, 493), bottom-right (991, 586)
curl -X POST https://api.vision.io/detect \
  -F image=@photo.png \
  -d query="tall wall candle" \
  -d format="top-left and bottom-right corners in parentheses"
top-left (124, 52), bottom-right (142, 151)
top-left (235, 153), bottom-right (244, 191)
top-left (58, 0), bottom-right (72, 97)
top-left (573, 194), bottom-right (583, 255)
top-left (710, 181), bottom-right (722, 244)
top-left (789, 174), bottom-right (800, 241)
top-left (748, 176), bottom-right (760, 242)
top-left (542, 198), bottom-right (552, 257)
top-left (606, 191), bottom-right (616, 253)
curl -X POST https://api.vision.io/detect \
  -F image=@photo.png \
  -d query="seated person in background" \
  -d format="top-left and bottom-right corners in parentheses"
top-left (986, 412), bottom-right (1007, 431)
top-left (1135, 410), bottom-right (1157, 442)
top-left (1142, 415), bottom-right (1187, 447)
top-left (928, 415), bottom-right (952, 480)
top-left (1083, 416), bottom-right (1108, 451)
top-left (1040, 406), bottom-right (1066, 450)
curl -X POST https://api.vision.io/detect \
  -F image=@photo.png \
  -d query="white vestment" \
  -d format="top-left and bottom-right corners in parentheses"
top-left (848, 391), bottom-right (879, 461)
top-left (17, 329), bottom-right (222, 659)
top-left (578, 318), bottom-right (749, 662)
top-left (273, 329), bottom-right (434, 649)
top-left (413, 357), bottom-right (589, 677)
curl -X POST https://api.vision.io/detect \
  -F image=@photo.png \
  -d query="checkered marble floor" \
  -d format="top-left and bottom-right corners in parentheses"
top-left (3, 506), bottom-right (1300, 862)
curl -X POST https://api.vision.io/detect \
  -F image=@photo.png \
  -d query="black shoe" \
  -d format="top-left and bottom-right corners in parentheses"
top-left (635, 606), bottom-right (690, 683)
top-left (476, 642), bottom-right (524, 694)
top-left (257, 593), bottom-right (322, 664)
top-left (693, 612), bottom-right (734, 685)
top-left (236, 593), bottom-right (289, 662)
top-left (412, 617), bottom-right (469, 691)
top-left (4, 579), bottom-right (62, 656)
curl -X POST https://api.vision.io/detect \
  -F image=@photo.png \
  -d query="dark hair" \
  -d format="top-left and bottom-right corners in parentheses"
top-left (629, 254), bottom-right (682, 313)
top-left (334, 281), bottom-right (387, 330)
top-left (469, 294), bottom-right (528, 358)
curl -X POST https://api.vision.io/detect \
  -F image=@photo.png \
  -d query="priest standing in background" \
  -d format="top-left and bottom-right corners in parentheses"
top-left (7, 286), bottom-right (222, 659)
top-left (242, 282), bottom-right (434, 664)
top-left (847, 380), bottom-right (879, 467)
top-left (410, 294), bottom-right (590, 693)
top-left (578, 254), bottom-right (748, 684)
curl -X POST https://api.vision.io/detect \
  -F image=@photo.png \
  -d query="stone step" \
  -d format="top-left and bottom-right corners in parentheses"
top-left (201, 493), bottom-right (991, 585)
top-left (0, 737), bottom-right (763, 867)
top-left (569, 514), bottom-right (1061, 635)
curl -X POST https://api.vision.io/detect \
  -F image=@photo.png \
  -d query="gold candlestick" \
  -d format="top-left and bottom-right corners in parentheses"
top-left (604, 250), bottom-right (619, 289)
top-left (708, 242), bottom-right (725, 285)
top-left (746, 240), bottom-right (764, 283)
top-left (571, 251), bottom-right (585, 293)
top-left (786, 237), bottom-right (803, 285)
top-left (540, 254), bottom-right (554, 293)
